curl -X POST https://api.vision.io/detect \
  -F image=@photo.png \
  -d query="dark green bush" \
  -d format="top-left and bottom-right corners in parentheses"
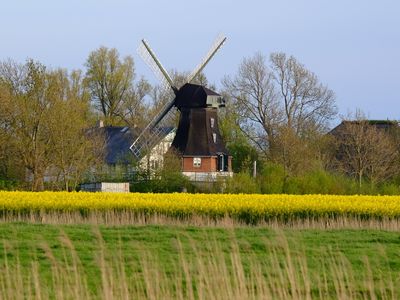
top-left (0, 179), bottom-right (19, 191)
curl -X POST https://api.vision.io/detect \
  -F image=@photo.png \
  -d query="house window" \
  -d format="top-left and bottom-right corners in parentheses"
top-left (212, 133), bottom-right (217, 143)
top-left (193, 157), bottom-right (201, 167)
top-left (210, 118), bottom-right (215, 128)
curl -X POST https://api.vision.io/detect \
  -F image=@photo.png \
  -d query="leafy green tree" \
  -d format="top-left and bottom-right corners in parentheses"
top-left (47, 70), bottom-right (104, 190)
top-left (5, 60), bottom-right (54, 190)
top-left (0, 80), bottom-right (24, 182)
top-left (85, 47), bottom-right (150, 126)
top-left (0, 59), bottom-right (102, 191)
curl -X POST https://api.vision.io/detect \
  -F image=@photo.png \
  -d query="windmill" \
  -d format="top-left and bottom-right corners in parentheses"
top-left (130, 35), bottom-right (232, 181)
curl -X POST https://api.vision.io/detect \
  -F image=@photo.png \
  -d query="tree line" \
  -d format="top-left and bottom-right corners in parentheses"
top-left (219, 54), bottom-right (400, 194)
top-left (0, 47), bottom-right (399, 193)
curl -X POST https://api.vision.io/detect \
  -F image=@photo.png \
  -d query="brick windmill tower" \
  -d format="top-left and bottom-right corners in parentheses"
top-left (130, 35), bottom-right (232, 181)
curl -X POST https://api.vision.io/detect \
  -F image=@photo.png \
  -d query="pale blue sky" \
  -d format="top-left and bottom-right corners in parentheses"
top-left (1, 1), bottom-right (399, 122)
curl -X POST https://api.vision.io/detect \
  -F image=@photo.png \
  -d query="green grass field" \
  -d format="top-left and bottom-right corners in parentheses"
top-left (0, 223), bottom-right (399, 299)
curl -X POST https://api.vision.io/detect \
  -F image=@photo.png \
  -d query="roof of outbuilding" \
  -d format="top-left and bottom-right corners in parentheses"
top-left (329, 120), bottom-right (400, 135)
top-left (98, 127), bottom-right (136, 164)
top-left (90, 126), bottom-right (174, 165)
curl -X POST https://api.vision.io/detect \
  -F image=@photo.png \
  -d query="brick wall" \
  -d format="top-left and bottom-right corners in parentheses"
top-left (181, 156), bottom-right (233, 173)
top-left (182, 157), bottom-right (217, 172)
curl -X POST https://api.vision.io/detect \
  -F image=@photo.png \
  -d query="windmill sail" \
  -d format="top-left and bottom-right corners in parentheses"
top-left (137, 39), bottom-right (176, 93)
top-left (186, 34), bottom-right (227, 84)
top-left (130, 40), bottom-right (178, 158)
top-left (130, 102), bottom-right (177, 158)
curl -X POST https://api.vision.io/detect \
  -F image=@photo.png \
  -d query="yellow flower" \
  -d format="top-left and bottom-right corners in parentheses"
top-left (0, 192), bottom-right (399, 221)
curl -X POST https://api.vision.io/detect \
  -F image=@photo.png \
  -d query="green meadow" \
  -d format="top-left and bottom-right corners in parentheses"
top-left (0, 223), bottom-right (399, 299)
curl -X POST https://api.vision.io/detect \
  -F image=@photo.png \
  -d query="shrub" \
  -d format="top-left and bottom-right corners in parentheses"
top-left (225, 172), bottom-right (259, 194)
top-left (0, 179), bottom-right (19, 191)
top-left (258, 163), bottom-right (285, 194)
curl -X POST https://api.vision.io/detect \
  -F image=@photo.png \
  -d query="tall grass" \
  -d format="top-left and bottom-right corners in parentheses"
top-left (1, 211), bottom-right (400, 230)
top-left (0, 228), bottom-right (397, 299)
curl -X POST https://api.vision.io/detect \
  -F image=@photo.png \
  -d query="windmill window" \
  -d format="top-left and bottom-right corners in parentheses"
top-left (210, 118), bottom-right (215, 128)
top-left (193, 157), bottom-right (201, 167)
top-left (213, 133), bottom-right (217, 143)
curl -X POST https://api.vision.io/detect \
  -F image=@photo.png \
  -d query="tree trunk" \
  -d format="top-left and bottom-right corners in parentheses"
top-left (32, 170), bottom-right (44, 191)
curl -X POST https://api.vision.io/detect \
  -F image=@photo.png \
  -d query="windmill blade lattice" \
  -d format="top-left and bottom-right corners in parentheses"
top-left (130, 102), bottom-right (178, 158)
top-left (137, 39), bottom-right (175, 93)
top-left (186, 34), bottom-right (227, 84)
top-left (130, 40), bottom-right (179, 158)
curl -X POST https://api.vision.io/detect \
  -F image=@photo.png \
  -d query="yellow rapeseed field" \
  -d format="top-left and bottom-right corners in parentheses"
top-left (0, 191), bottom-right (399, 222)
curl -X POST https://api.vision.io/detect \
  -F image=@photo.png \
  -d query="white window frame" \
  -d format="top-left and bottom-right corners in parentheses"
top-left (212, 133), bottom-right (217, 143)
top-left (210, 117), bottom-right (215, 128)
top-left (193, 157), bottom-right (201, 167)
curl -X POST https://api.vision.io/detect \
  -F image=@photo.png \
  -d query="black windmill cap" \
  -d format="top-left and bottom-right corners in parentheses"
top-left (174, 83), bottom-right (220, 109)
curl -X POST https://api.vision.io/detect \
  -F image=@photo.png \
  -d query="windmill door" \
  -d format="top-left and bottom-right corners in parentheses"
top-left (217, 154), bottom-right (229, 172)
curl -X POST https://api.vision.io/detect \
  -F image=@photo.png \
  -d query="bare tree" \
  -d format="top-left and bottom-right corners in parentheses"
top-left (222, 53), bottom-right (282, 155)
top-left (223, 52), bottom-right (336, 150)
top-left (332, 112), bottom-right (399, 188)
top-left (223, 53), bottom-right (336, 176)
top-left (223, 52), bottom-right (337, 172)
top-left (270, 53), bottom-right (336, 135)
